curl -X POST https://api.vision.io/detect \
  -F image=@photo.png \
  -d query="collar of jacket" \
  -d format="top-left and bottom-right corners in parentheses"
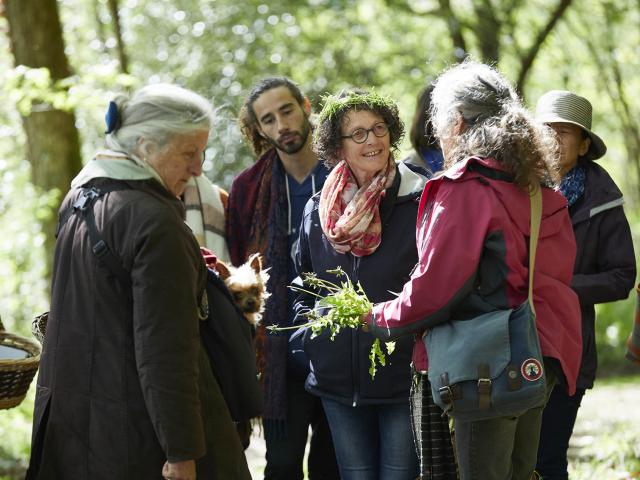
top-left (432, 156), bottom-right (508, 181)
top-left (396, 161), bottom-right (428, 198)
top-left (85, 177), bottom-right (186, 220)
top-left (378, 162), bottom-right (428, 226)
top-left (569, 161), bottom-right (624, 224)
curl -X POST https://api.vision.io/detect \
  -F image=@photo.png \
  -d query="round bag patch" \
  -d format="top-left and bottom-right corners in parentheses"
top-left (521, 358), bottom-right (543, 381)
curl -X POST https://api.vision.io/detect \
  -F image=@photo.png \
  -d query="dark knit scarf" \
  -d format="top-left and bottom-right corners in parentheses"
top-left (226, 149), bottom-right (290, 426)
top-left (559, 164), bottom-right (586, 206)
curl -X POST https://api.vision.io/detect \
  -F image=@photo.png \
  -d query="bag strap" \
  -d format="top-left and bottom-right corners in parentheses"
top-left (58, 183), bottom-right (133, 290)
top-left (528, 183), bottom-right (542, 316)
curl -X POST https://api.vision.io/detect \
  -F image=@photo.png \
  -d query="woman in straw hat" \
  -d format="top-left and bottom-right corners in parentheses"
top-left (534, 90), bottom-right (636, 480)
top-left (361, 61), bottom-right (582, 480)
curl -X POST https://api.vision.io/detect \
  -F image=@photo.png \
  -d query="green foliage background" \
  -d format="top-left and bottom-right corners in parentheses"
top-left (0, 0), bottom-right (639, 477)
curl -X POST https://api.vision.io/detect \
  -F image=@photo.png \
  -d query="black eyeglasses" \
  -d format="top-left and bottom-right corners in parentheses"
top-left (341, 122), bottom-right (389, 144)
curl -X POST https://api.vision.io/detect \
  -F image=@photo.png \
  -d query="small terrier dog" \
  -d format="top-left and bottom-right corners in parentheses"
top-left (216, 253), bottom-right (270, 326)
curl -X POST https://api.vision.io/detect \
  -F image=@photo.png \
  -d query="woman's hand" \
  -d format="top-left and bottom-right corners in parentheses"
top-left (162, 459), bottom-right (196, 480)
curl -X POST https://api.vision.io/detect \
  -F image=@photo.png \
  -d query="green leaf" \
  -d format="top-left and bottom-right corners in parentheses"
top-left (272, 268), bottom-right (397, 379)
top-left (385, 341), bottom-right (396, 355)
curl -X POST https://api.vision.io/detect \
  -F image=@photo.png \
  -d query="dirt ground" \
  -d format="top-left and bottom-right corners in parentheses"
top-left (568, 377), bottom-right (640, 479)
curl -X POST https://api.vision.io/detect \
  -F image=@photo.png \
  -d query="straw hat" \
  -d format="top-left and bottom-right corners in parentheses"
top-left (535, 90), bottom-right (607, 160)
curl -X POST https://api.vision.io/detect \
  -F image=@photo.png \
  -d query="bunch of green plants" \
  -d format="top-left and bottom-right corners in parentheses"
top-left (269, 267), bottom-right (395, 378)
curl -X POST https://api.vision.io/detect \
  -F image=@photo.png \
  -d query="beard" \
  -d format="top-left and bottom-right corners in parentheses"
top-left (265, 116), bottom-right (312, 155)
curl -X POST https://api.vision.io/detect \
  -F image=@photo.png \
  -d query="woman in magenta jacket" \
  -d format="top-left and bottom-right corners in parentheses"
top-left (363, 62), bottom-right (583, 480)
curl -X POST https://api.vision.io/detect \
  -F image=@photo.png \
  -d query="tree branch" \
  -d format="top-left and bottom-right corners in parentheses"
top-left (437, 0), bottom-right (467, 61)
top-left (472, 0), bottom-right (500, 62)
top-left (382, 0), bottom-right (439, 16)
top-left (382, 0), bottom-right (467, 62)
top-left (568, 6), bottom-right (640, 199)
top-left (515, 0), bottom-right (572, 94)
top-left (107, 0), bottom-right (128, 74)
top-left (501, 0), bottom-right (526, 57)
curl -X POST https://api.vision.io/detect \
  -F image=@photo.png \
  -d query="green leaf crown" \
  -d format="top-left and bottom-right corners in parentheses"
top-left (316, 89), bottom-right (396, 125)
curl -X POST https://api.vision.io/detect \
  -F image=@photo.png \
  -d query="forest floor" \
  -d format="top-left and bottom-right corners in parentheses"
top-left (245, 375), bottom-right (640, 479)
top-left (1, 375), bottom-right (638, 479)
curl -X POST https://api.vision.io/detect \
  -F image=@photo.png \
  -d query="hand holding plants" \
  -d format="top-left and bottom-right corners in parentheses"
top-left (269, 268), bottom-right (395, 378)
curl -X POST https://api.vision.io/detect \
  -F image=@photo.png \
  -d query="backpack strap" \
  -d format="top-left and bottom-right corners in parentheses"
top-left (57, 183), bottom-right (132, 289)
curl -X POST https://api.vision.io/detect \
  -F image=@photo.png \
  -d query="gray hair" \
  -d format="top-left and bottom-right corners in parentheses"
top-left (430, 61), bottom-right (560, 187)
top-left (105, 83), bottom-right (214, 155)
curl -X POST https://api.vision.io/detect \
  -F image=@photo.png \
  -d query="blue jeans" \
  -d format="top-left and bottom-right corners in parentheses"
top-left (536, 385), bottom-right (586, 480)
top-left (321, 398), bottom-right (419, 480)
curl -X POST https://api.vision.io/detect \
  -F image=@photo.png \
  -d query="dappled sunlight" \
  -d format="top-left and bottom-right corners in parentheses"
top-left (1, 0), bottom-right (639, 478)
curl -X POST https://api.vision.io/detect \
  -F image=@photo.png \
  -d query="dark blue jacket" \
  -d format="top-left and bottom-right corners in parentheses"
top-left (569, 161), bottom-right (636, 389)
top-left (292, 163), bottom-right (427, 406)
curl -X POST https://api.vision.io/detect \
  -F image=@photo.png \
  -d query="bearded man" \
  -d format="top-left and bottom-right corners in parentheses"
top-left (227, 77), bottom-right (338, 480)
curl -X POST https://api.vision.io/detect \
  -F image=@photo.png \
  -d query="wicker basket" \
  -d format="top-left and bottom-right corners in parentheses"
top-left (32, 312), bottom-right (48, 345)
top-left (0, 316), bottom-right (41, 410)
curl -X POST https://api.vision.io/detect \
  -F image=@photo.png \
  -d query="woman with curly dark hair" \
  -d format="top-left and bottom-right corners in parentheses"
top-left (363, 61), bottom-right (583, 480)
top-left (291, 89), bottom-right (429, 479)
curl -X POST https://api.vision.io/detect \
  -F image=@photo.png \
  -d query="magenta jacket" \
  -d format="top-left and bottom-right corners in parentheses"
top-left (367, 157), bottom-right (583, 395)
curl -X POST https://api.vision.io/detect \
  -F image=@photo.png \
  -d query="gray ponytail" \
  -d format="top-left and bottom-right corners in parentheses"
top-left (430, 61), bottom-right (560, 187)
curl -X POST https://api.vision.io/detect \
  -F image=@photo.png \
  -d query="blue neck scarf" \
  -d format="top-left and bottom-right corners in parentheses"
top-left (560, 164), bottom-right (586, 206)
top-left (420, 147), bottom-right (444, 174)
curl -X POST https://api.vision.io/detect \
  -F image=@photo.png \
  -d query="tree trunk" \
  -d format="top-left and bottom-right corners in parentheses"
top-left (93, 0), bottom-right (107, 46)
top-left (4, 0), bottom-right (82, 276)
top-left (515, 0), bottom-right (573, 96)
top-left (473, 0), bottom-right (501, 63)
top-left (106, 0), bottom-right (129, 74)
top-left (437, 0), bottom-right (468, 61)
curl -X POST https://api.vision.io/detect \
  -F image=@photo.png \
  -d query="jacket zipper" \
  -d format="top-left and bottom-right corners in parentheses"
top-left (350, 254), bottom-right (361, 407)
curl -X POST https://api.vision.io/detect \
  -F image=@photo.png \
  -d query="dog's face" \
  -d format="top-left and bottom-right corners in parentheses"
top-left (217, 254), bottom-right (270, 324)
top-left (230, 285), bottom-right (265, 314)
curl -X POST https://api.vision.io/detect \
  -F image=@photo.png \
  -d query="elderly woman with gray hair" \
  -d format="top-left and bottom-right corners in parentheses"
top-left (26, 84), bottom-right (250, 480)
top-left (362, 61), bottom-right (583, 479)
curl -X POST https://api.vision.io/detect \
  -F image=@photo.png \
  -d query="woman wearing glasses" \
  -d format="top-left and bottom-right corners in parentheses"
top-left (290, 90), bottom-right (428, 479)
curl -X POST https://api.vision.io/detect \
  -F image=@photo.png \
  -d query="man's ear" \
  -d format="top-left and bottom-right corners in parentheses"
top-left (256, 127), bottom-right (266, 139)
top-left (303, 97), bottom-right (312, 116)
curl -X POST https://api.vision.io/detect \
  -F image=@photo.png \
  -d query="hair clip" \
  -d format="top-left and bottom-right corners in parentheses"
top-left (105, 101), bottom-right (119, 134)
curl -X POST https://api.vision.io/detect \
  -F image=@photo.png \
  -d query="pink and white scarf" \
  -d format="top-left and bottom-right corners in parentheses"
top-left (319, 158), bottom-right (396, 257)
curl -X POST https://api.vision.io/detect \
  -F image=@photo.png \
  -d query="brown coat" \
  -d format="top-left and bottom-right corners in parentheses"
top-left (27, 178), bottom-right (250, 480)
